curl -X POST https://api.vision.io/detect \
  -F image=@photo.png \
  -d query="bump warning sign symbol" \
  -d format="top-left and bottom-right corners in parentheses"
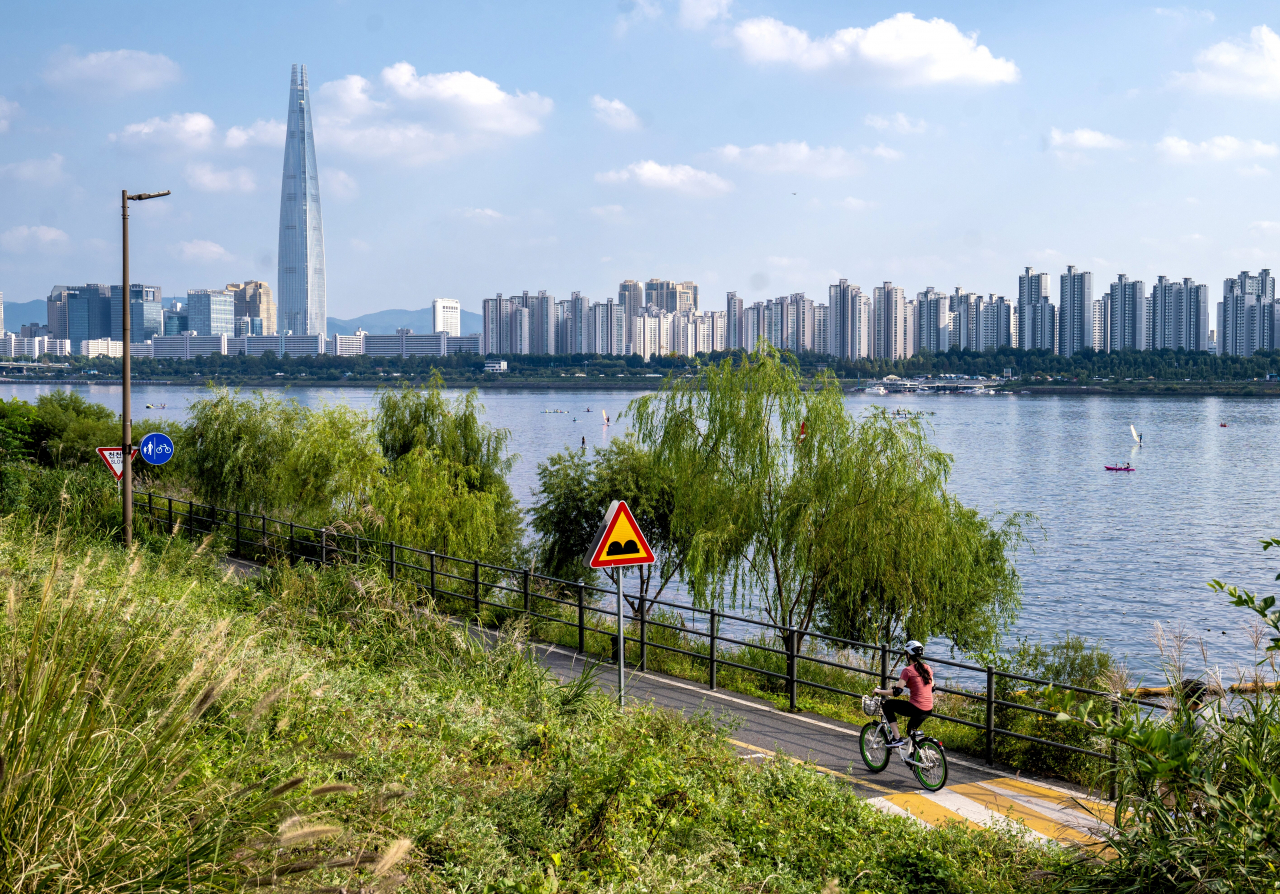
top-left (585, 500), bottom-right (655, 568)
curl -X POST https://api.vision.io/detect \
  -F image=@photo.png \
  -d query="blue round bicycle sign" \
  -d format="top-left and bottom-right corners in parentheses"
top-left (139, 432), bottom-right (175, 465)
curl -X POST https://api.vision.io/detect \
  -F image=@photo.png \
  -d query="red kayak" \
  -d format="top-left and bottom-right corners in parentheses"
top-left (1105, 466), bottom-right (1135, 472)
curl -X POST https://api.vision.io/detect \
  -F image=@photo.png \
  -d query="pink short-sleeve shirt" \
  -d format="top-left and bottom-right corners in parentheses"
top-left (900, 664), bottom-right (934, 711)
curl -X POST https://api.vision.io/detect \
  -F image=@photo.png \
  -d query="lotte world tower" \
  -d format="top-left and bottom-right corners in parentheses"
top-left (277, 64), bottom-right (326, 337)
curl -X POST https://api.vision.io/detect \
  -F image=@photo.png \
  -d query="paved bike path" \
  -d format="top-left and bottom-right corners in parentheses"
top-left (528, 639), bottom-right (1112, 851)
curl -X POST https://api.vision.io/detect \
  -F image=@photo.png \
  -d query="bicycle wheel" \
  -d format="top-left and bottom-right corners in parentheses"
top-left (911, 739), bottom-right (948, 791)
top-left (859, 723), bottom-right (890, 772)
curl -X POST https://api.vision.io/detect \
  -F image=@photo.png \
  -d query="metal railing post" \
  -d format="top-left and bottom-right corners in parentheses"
top-left (167, 496), bottom-right (173, 533)
top-left (638, 592), bottom-right (647, 672)
top-left (986, 665), bottom-right (996, 766)
top-left (429, 551), bottom-right (436, 601)
top-left (234, 509), bottom-right (241, 558)
top-left (289, 522), bottom-right (295, 562)
top-left (389, 542), bottom-right (397, 583)
top-left (577, 582), bottom-right (585, 654)
top-left (261, 513), bottom-right (266, 560)
top-left (188, 500), bottom-right (193, 538)
top-left (709, 607), bottom-right (718, 691)
top-left (1110, 699), bottom-right (1120, 802)
top-left (321, 529), bottom-right (328, 566)
top-left (880, 642), bottom-right (889, 689)
top-left (786, 628), bottom-right (798, 711)
top-left (522, 569), bottom-right (531, 613)
top-left (473, 559), bottom-right (481, 618)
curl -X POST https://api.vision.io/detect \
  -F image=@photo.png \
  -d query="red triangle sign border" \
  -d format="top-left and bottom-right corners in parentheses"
top-left (586, 500), bottom-right (656, 569)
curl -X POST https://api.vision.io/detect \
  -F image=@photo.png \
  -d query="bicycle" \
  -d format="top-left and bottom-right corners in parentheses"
top-left (858, 695), bottom-right (948, 791)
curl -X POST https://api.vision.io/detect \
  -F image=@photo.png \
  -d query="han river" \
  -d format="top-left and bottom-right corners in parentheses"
top-left (4, 381), bottom-right (1276, 682)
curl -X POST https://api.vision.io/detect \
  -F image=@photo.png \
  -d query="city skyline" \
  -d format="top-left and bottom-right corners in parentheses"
top-left (3, 3), bottom-right (1280, 316)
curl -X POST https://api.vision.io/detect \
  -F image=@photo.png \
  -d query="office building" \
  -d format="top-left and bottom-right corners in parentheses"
top-left (186, 289), bottom-right (236, 337)
top-left (1018, 268), bottom-right (1051, 352)
top-left (277, 63), bottom-right (327, 337)
top-left (110, 284), bottom-right (163, 342)
top-left (433, 298), bottom-right (461, 337)
top-left (1059, 266), bottom-right (1093, 357)
top-left (229, 281), bottom-right (277, 336)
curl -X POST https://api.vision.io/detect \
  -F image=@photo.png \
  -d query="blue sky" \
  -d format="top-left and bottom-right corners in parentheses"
top-left (2, 1), bottom-right (1279, 320)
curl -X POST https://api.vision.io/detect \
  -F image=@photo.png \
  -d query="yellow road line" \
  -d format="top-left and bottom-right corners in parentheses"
top-left (950, 782), bottom-right (1104, 847)
top-left (726, 738), bottom-right (898, 794)
top-left (984, 777), bottom-right (1114, 825)
top-left (883, 792), bottom-right (982, 829)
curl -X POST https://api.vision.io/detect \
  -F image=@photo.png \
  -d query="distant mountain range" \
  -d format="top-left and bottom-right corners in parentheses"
top-left (327, 307), bottom-right (483, 337)
top-left (2, 298), bottom-right (481, 338)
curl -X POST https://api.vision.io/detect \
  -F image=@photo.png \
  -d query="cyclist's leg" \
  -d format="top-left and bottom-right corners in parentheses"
top-left (882, 699), bottom-right (911, 741)
top-left (906, 708), bottom-right (932, 737)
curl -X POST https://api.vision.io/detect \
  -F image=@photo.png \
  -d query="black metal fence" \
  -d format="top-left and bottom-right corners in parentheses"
top-left (136, 490), bottom-right (1160, 787)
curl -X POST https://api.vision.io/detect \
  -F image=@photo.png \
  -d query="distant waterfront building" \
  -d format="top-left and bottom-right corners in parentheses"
top-left (277, 63), bottom-right (327, 337)
top-left (1105, 275), bottom-right (1146, 352)
top-left (829, 279), bottom-right (870, 360)
top-left (915, 287), bottom-right (949, 354)
top-left (873, 282), bottom-right (908, 359)
top-left (726, 291), bottom-right (742, 350)
top-left (1058, 266), bottom-right (1093, 357)
top-left (1018, 267), bottom-right (1051, 352)
top-left (186, 289), bottom-right (236, 337)
top-left (644, 279), bottom-right (696, 314)
top-left (433, 298), bottom-right (461, 336)
top-left (1217, 270), bottom-right (1272, 356)
top-left (230, 281), bottom-right (277, 336)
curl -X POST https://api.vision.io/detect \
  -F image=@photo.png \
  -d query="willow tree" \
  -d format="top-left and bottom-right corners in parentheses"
top-left (629, 348), bottom-right (1025, 652)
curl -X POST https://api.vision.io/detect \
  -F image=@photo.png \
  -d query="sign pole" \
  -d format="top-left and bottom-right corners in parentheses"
top-left (616, 568), bottom-right (625, 706)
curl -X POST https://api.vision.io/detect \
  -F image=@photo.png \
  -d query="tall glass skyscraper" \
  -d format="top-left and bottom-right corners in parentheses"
top-left (277, 63), bottom-right (327, 337)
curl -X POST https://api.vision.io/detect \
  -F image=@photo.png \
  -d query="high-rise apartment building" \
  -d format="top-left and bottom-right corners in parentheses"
top-left (1105, 275), bottom-right (1146, 352)
top-left (433, 298), bottom-right (461, 337)
top-left (228, 281), bottom-right (277, 337)
top-left (1058, 266), bottom-right (1093, 356)
top-left (277, 63), bottom-right (327, 337)
top-left (644, 279), bottom-right (696, 314)
top-left (1018, 267), bottom-right (1051, 352)
top-left (915, 287), bottom-right (949, 354)
top-left (619, 280), bottom-right (643, 350)
top-left (1218, 269), bottom-right (1275, 356)
top-left (726, 291), bottom-right (743, 350)
top-left (873, 282), bottom-right (908, 359)
top-left (828, 279), bottom-right (870, 360)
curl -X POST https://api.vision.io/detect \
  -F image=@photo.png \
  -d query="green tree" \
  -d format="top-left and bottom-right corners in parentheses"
top-left (626, 348), bottom-right (1024, 652)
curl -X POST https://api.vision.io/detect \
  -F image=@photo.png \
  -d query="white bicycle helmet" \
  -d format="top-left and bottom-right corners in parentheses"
top-left (904, 640), bottom-right (925, 657)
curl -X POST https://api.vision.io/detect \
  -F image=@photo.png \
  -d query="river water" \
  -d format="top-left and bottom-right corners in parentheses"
top-left (4, 381), bottom-right (1276, 681)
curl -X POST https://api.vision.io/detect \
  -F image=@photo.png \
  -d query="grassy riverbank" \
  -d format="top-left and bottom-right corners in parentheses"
top-left (4, 516), bottom-right (1069, 893)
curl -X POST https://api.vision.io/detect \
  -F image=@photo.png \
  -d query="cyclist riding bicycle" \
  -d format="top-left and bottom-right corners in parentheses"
top-left (872, 640), bottom-right (933, 748)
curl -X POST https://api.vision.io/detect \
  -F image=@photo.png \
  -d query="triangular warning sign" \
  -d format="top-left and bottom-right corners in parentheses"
top-left (586, 500), bottom-right (655, 568)
top-left (97, 446), bottom-right (139, 482)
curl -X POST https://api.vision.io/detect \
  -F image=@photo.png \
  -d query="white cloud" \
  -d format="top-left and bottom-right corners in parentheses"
top-left (616, 0), bottom-right (662, 34)
top-left (1, 225), bottom-right (69, 252)
top-left (0, 96), bottom-right (17, 133)
top-left (322, 122), bottom-right (461, 165)
top-left (464, 207), bottom-right (505, 221)
top-left (590, 204), bottom-right (626, 223)
top-left (185, 163), bottom-right (255, 193)
top-left (1157, 135), bottom-right (1279, 161)
top-left (1249, 220), bottom-right (1280, 231)
top-left (716, 141), bottom-right (860, 177)
top-left (1238, 164), bottom-right (1271, 177)
top-left (317, 75), bottom-right (387, 121)
top-left (1154, 7), bottom-right (1215, 24)
top-left (380, 64), bottom-right (552, 134)
top-left (733, 12), bottom-right (1019, 85)
top-left (176, 239), bottom-right (232, 263)
top-left (1050, 127), bottom-right (1125, 150)
top-left (45, 48), bottom-right (180, 93)
top-left (864, 112), bottom-right (926, 134)
top-left (596, 160), bottom-right (733, 196)
top-left (842, 196), bottom-right (872, 210)
top-left (1174, 25), bottom-right (1280, 97)
top-left (112, 112), bottom-right (216, 150)
top-left (2, 154), bottom-right (65, 183)
top-left (868, 143), bottom-right (902, 160)
top-left (225, 118), bottom-right (285, 149)
top-left (591, 95), bottom-right (640, 130)
top-left (327, 169), bottom-right (359, 200)
top-left (679, 0), bottom-right (732, 30)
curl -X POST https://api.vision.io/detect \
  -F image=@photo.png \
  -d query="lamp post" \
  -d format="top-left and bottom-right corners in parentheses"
top-left (121, 188), bottom-right (170, 549)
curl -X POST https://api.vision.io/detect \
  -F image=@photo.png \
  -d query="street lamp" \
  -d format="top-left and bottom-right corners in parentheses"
top-left (121, 188), bottom-right (170, 549)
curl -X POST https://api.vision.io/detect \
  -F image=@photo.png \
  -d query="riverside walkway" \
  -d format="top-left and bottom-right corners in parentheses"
top-left (528, 638), bottom-right (1113, 852)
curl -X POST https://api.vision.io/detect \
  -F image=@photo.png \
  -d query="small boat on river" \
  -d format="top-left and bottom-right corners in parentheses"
top-left (1105, 465), bottom-right (1135, 472)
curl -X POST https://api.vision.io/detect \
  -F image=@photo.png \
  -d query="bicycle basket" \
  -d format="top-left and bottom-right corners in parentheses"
top-left (861, 695), bottom-right (882, 717)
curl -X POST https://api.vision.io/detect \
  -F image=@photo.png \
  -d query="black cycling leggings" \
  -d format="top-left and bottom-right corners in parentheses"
top-left (882, 700), bottom-right (932, 734)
